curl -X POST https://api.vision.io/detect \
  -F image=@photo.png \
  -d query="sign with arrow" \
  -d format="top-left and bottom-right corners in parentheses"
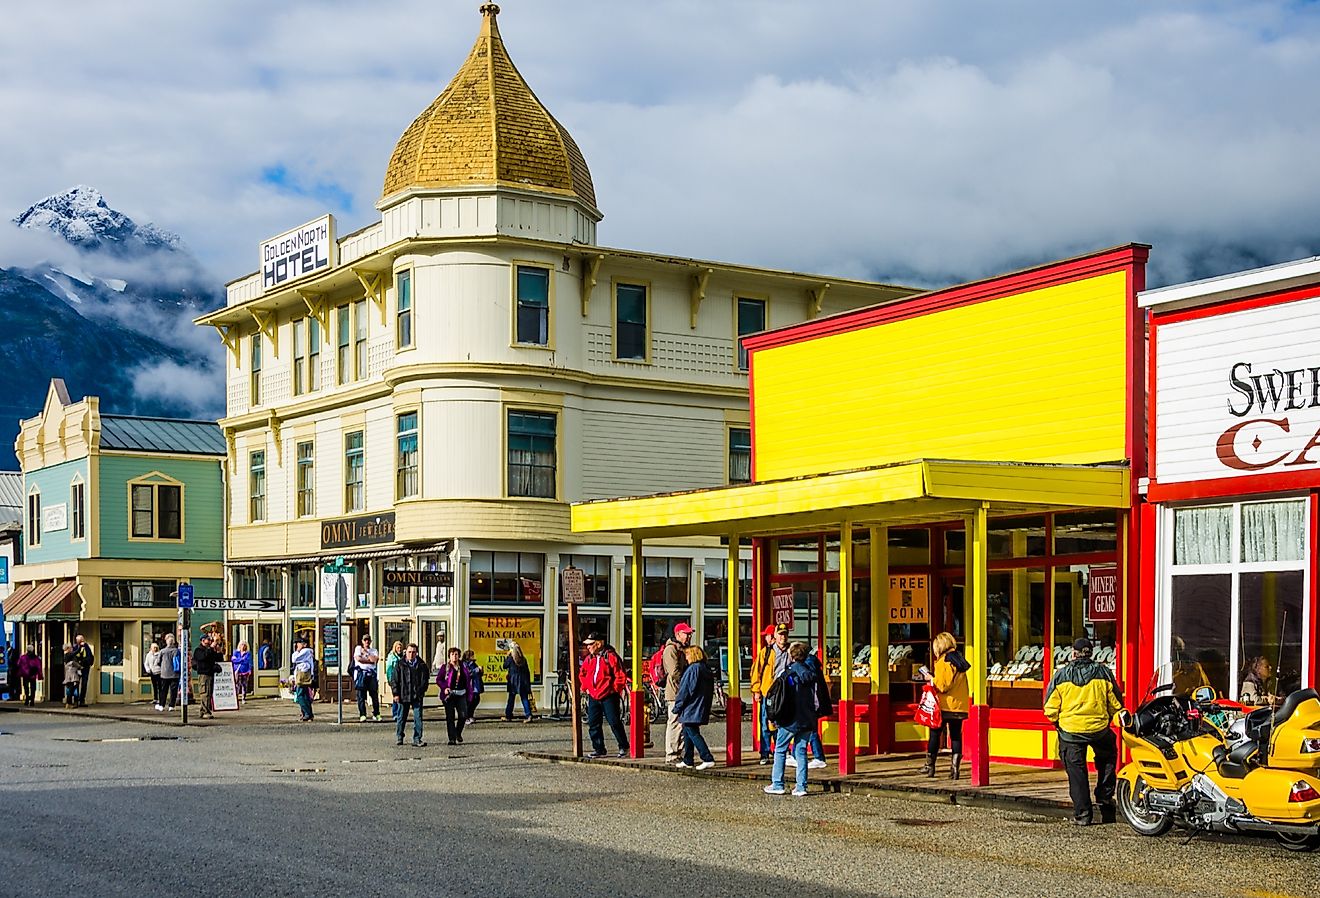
top-left (192, 598), bottom-right (284, 612)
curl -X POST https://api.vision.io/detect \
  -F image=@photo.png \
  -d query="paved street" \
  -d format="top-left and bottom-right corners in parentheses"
top-left (0, 710), bottom-right (1314, 898)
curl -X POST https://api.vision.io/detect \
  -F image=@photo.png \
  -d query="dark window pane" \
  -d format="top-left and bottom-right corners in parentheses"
top-left (158, 485), bottom-right (181, 539)
top-left (1170, 574), bottom-right (1231, 698)
top-left (1239, 571), bottom-right (1305, 698)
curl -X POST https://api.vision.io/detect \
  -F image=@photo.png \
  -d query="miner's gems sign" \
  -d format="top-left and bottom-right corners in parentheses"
top-left (1155, 292), bottom-right (1320, 483)
top-left (259, 214), bottom-right (335, 291)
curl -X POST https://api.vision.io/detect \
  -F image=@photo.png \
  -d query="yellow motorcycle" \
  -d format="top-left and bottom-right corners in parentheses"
top-left (1116, 684), bottom-right (1320, 851)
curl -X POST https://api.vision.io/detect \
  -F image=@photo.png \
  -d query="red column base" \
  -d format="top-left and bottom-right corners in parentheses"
top-left (837, 698), bottom-right (855, 775)
top-left (725, 695), bottom-right (743, 766)
top-left (869, 693), bottom-right (892, 755)
top-left (629, 688), bottom-right (645, 759)
top-left (967, 703), bottom-right (991, 786)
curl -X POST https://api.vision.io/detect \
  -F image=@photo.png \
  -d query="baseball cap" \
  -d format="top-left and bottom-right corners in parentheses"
top-left (582, 632), bottom-right (604, 644)
top-left (674, 622), bottom-right (694, 636)
top-left (1073, 637), bottom-right (1094, 652)
top-left (761, 625), bottom-right (776, 637)
top-left (775, 623), bottom-right (790, 634)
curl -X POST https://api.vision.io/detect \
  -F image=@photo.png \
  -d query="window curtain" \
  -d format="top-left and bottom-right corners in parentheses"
top-left (1173, 505), bottom-right (1232, 565)
top-left (1241, 500), bottom-right (1305, 563)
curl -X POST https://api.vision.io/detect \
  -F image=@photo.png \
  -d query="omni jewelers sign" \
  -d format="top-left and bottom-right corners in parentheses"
top-left (260, 214), bottom-right (335, 291)
top-left (1155, 293), bottom-right (1320, 483)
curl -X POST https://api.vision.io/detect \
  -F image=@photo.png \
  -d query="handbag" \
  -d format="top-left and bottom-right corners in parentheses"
top-left (294, 668), bottom-right (313, 687)
top-left (914, 683), bottom-right (942, 729)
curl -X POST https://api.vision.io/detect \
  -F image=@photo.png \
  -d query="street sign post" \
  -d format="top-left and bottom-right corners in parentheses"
top-left (323, 560), bottom-right (350, 726)
top-left (191, 598), bottom-right (283, 612)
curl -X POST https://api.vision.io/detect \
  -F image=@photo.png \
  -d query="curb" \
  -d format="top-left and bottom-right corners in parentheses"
top-left (518, 750), bottom-right (1073, 818)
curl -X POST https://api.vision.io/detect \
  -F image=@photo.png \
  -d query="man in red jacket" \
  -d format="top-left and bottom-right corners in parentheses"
top-left (579, 632), bottom-right (630, 758)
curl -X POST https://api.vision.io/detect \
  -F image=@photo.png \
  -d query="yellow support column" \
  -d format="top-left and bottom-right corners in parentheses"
top-left (968, 503), bottom-right (990, 786)
top-left (630, 535), bottom-right (644, 758)
top-left (838, 521), bottom-right (855, 774)
top-left (726, 534), bottom-right (743, 765)
top-left (870, 526), bottom-right (890, 754)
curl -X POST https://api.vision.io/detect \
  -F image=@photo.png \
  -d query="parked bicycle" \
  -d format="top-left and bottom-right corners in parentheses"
top-left (552, 667), bottom-right (632, 721)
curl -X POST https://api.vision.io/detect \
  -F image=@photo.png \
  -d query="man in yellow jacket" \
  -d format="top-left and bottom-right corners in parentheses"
top-left (749, 624), bottom-right (789, 764)
top-left (1044, 637), bottom-right (1125, 826)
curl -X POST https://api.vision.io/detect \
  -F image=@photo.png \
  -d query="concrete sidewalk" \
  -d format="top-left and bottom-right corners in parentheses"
top-left (521, 719), bottom-right (1075, 817)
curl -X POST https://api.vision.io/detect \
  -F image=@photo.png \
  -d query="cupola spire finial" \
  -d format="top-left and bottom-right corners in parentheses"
top-left (480, 3), bottom-right (500, 17)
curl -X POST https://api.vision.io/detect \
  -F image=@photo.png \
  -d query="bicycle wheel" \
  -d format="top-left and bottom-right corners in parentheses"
top-left (553, 686), bottom-right (570, 719)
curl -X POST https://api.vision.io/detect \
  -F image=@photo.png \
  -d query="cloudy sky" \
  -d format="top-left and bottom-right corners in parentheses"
top-left (4, 0), bottom-right (1320, 291)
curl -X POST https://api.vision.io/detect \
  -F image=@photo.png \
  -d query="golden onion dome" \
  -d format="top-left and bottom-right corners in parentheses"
top-left (380, 4), bottom-right (597, 210)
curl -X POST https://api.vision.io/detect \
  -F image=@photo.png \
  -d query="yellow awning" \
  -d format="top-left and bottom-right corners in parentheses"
top-left (571, 459), bottom-right (1129, 539)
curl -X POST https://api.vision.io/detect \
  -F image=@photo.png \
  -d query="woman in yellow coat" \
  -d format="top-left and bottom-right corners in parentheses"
top-left (921, 631), bottom-right (971, 780)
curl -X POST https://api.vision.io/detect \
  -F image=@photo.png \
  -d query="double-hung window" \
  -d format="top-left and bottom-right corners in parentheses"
top-left (250, 334), bottom-right (263, 406)
top-left (292, 318), bottom-right (306, 396)
top-left (396, 270), bottom-right (413, 350)
top-left (728, 428), bottom-right (752, 484)
top-left (26, 489), bottom-right (40, 547)
top-left (736, 297), bottom-right (766, 371)
top-left (396, 412), bottom-right (419, 499)
top-left (354, 299), bottom-right (368, 379)
top-left (515, 265), bottom-right (550, 346)
top-left (296, 441), bottom-right (315, 518)
top-left (615, 283), bottom-right (648, 361)
top-left (337, 306), bottom-right (351, 384)
top-left (131, 480), bottom-right (182, 540)
top-left (344, 431), bottom-right (364, 512)
top-left (249, 451), bottom-right (266, 522)
top-left (308, 317), bottom-right (322, 391)
top-left (507, 410), bottom-right (556, 499)
top-left (70, 480), bottom-right (86, 540)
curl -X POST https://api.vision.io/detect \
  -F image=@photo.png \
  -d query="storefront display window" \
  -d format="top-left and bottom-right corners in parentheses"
top-left (701, 614), bottom-right (752, 681)
top-left (470, 551), bottom-right (544, 603)
top-left (415, 553), bottom-right (452, 606)
top-left (623, 615), bottom-right (689, 669)
top-left (1053, 510), bottom-right (1118, 555)
top-left (421, 620), bottom-right (448, 670)
top-left (557, 613), bottom-right (609, 673)
top-left (623, 557), bottom-right (690, 607)
top-left (103, 579), bottom-right (176, 609)
top-left (560, 554), bottom-right (611, 605)
top-left (703, 558), bottom-right (751, 607)
top-left (383, 621), bottom-right (412, 658)
top-left (777, 536), bottom-right (820, 573)
top-left (888, 528), bottom-right (931, 566)
top-left (291, 567), bottom-right (316, 610)
top-left (988, 516), bottom-right (1047, 560)
top-left (257, 623), bottom-right (282, 670)
top-left (1165, 499), bottom-right (1308, 701)
top-left (1053, 565), bottom-right (1119, 679)
top-left (986, 569), bottom-right (1047, 710)
top-left (100, 622), bottom-right (124, 667)
top-left (468, 616), bottom-right (537, 685)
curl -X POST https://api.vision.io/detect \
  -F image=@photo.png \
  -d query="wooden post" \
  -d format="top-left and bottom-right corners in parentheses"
top-left (630, 535), bottom-right (644, 758)
top-left (567, 602), bottom-right (582, 757)
top-left (726, 534), bottom-right (743, 766)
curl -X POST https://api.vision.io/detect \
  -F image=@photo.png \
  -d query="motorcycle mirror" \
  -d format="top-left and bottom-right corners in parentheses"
top-left (1191, 685), bottom-right (1216, 703)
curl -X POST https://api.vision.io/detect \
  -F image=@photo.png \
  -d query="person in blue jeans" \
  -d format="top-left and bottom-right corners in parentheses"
top-left (764, 642), bottom-right (821, 797)
top-left (290, 637), bottom-right (316, 722)
top-left (389, 643), bottom-right (431, 747)
top-left (787, 650), bottom-right (830, 771)
top-left (670, 646), bottom-right (717, 770)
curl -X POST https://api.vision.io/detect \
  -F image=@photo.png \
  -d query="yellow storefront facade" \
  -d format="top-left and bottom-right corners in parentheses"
top-left (572, 245), bottom-right (1152, 785)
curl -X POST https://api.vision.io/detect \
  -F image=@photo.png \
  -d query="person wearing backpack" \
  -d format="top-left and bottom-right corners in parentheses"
top-left (787, 648), bottom-right (831, 771)
top-left (750, 624), bottom-right (789, 764)
top-left (579, 632), bottom-right (630, 758)
top-left (764, 641), bottom-right (821, 798)
top-left (158, 634), bottom-right (181, 712)
top-left (655, 622), bottom-right (693, 764)
top-left (461, 649), bottom-right (484, 724)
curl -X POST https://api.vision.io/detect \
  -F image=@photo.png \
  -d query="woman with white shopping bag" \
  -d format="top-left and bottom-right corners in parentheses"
top-left (919, 631), bottom-right (970, 780)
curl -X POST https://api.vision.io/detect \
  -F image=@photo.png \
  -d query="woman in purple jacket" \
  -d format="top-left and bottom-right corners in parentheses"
top-left (436, 648), bottom-right (473, 745)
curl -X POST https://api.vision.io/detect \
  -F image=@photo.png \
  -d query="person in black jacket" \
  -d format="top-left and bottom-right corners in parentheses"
top-left (764, 642), bottom-right (822, 797)
top-left (389, 643), bottom-right (430, 747)
top-left (73, 635), bottom-right (95, 706)
top-left (191, 635), bottom-right (224, 719)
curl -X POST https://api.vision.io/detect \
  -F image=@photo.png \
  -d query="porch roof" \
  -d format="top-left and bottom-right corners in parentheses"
top-left (571, 459), bottom-right (1129, 539)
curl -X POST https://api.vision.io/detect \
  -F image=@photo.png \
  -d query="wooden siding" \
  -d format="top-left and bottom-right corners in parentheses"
top-left (97, 455), bottom-right (223, 561)
top-left (578, 402), bottom-right (727, 500)
top-left (752, 271), bottom-right (1130, 480)
top-left (20, 457), bottom-right (91, 565)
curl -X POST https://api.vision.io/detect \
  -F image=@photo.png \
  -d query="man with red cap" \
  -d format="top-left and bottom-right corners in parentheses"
top-left (661, 622), bottom-right (695, 764)
top-left (750, 623), bottom-right (789, 763)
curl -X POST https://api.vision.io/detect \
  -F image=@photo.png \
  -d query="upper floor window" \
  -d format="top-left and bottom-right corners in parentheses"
top-left (397, 270), bottom-right (413, 350)
top-left (337, 306), bottom-right (352, 384)
top-left (250, 333), bottom-right (263, 406)
top-left (729, 428), bottom-right (751, 484)
top-left (615, 283), bottom-right (648, 361)
top-left (130, 478), bottom-right (182, 540)
top-left (354, 299), bottom-right (368, 379)
top-left (736, 297), bottom-right (766, 371)
top-left (70, 480), bottom-right (86, 540)
top-left (249, 451), bottom-right (266, 522)
top-left (515, 265), bottom-right (550, 346)
top-left (26, 488), bottom-right (41, 547)
top-left (344, 430), bottom-right (365, 512)
top-left (296, 441), bottom-right (315, 518)
top-left (507, 410), bottom-right (556, 499)
top-left (292, 318), bottom-right (306, 396)
top-left (396, 412), bottom-right (419, 499)
top-left (308, 317), bottom-right (322, 392)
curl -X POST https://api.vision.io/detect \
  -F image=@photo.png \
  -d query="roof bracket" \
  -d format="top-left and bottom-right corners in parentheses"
top-left (267, 411), bottom-right (283, 455)
top-left (299, 290), bottom-right (330, 335)
top-left (250, 309), bottom-right (278, 356)
top-left (807, 283), bottom-right (830, 319)
top-left (581, 253), bottom-right (604, 316)
top-left (212, 324), bottom-right (241, 365)
top-left (353, 267), bottom-right (389, 325)
top-left (690, 267), bottom-right (713, 329)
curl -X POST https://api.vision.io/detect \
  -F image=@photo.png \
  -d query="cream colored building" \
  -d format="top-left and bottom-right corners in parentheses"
top-left (197, 4), bottom-right (914, 705)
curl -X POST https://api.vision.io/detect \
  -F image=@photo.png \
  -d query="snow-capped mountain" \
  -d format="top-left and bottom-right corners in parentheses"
top-left (0, 187), bottom-right (225, 468)
top-left (14, 185), bottom-right (181, 256)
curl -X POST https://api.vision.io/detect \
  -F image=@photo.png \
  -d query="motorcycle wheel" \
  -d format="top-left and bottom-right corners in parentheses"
top-left (1275, 831), bottom-right (1320, 852)
top-left (1117, 777), bottom-right (1173, 836)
